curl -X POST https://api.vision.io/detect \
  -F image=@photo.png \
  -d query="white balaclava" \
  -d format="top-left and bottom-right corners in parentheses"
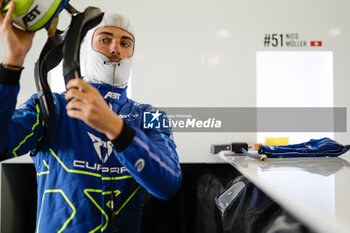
top-left (80, 13), bottom-right (135, 88)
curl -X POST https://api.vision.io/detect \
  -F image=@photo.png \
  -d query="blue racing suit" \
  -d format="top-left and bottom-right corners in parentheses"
top-left (0, 65), bottom-right (182, 232)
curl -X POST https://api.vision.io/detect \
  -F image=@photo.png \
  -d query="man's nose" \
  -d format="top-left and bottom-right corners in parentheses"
top-left (110, 41), bottom-right (121, 56)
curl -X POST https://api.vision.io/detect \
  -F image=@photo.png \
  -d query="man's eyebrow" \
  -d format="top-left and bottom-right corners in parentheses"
top-left (121, 35), bottom-right (134, 43)
top-left (96, 31), bottom-right (114, 37)
top-left (96, 32), bottom-right (134, 43)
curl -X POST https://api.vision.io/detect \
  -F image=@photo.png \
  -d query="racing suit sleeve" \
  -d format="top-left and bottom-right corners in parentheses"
top-left (0, 64), bottom-right (44, 160)
top-left (112, 111), bottom-right (182, 199)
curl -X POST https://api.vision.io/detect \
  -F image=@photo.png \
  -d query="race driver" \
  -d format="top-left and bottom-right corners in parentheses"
top-left (0, 1), bottom-right (182, 232)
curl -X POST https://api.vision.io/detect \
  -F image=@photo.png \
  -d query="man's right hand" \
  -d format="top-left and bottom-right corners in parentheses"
top-left (0, 0), bottom-right (35, 67)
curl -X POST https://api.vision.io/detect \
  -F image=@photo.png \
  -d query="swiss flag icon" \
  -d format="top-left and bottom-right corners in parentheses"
top-left (310, 41), bottom-right (323, 46)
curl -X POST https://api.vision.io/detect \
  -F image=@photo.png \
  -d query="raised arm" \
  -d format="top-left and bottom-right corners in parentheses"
top-left (0, 0), bottom-right (35, 67)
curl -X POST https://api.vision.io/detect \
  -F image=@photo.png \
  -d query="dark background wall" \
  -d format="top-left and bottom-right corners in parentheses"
top-left (140, 164), bottom-right (239, 233)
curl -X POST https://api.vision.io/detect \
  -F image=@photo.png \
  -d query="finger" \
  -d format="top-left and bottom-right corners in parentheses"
top-left (66, 101), bottom-right (96, 124)
top-left (66, 108), bottom-right (84, 121)
top-left (66, 101), bottom-right (99, 119)
top-left (66, 98), bottom-right (86, 111)
top-left (65, 88), bottom-right (89, 102)
top-left (0, 0), bottom-right (4, 22)
top-left (66, 78), bottom-right (90, 91)
top-left (3, 1), bottom-right (15, 26)
top-left (66, 108), bottom-right (99, 130)
top-left (0, 0), bottom-right (7, 22)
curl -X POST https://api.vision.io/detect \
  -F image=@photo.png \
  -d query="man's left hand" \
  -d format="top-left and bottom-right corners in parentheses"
top-left (65, 78), bottom-right (123, 140)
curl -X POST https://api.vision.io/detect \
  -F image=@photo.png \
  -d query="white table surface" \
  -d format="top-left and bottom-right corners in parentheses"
top-left (218, 152), bottom-right (350, 233)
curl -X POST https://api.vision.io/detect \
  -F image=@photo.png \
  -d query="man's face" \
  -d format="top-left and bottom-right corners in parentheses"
top-left (92, 26), bottom-right (134, 62)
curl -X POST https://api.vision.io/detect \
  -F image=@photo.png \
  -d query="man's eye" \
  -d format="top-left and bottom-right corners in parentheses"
top-left (122, 42), bottom-right (131, 47)
top-left (100, 38), bottom-right (109, 43)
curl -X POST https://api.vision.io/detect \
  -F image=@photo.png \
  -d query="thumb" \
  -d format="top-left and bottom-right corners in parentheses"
top-left (3, 0), bottom-right (15, 26)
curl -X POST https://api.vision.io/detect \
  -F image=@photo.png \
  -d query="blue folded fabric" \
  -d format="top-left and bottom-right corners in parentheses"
top-left (258, 138), bottom-right (350, 158)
